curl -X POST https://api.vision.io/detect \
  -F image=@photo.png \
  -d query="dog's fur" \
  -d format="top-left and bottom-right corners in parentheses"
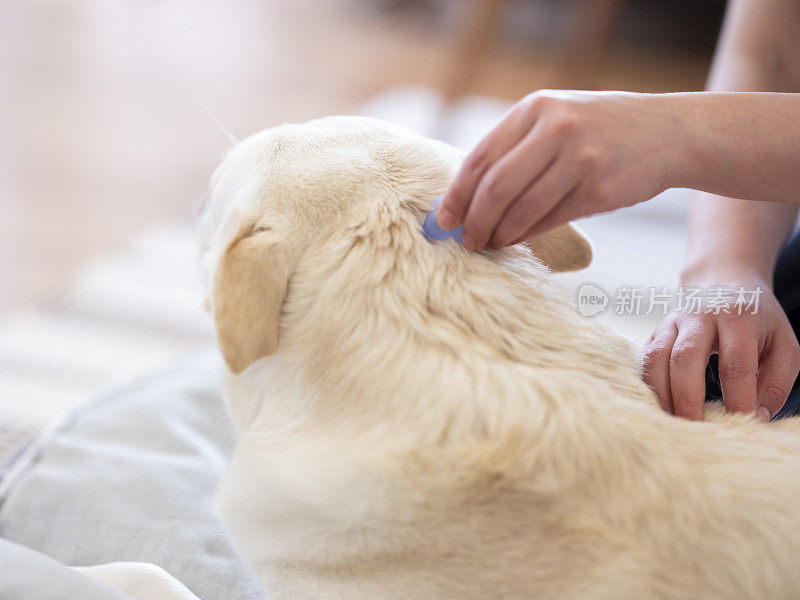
top-left (201, 116), bottom-right (800, 600)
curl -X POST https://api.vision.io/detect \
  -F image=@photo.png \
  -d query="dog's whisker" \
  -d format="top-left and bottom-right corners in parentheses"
top-left (199, 99), bottom-right (238, 148)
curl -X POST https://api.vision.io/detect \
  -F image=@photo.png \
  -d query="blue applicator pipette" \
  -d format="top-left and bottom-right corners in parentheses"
top-left (422, 195), bottom-right (463, 244)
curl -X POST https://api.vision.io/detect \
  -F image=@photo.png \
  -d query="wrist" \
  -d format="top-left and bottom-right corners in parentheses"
top-left (647, 93), bottom-right (707, 191)
top-left (680, 257), bottom-right (772, 290)
top-left (658, 92), bottom-right (719, 190)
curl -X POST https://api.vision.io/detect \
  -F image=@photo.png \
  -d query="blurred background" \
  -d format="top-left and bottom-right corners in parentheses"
top-left (1, 0), bottom-right (725, 312)
top-left (0, 0), bottom-right (726, 461)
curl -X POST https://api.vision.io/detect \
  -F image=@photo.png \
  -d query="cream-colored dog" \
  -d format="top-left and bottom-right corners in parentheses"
top-left (201, 116), bottom-right (800, 600)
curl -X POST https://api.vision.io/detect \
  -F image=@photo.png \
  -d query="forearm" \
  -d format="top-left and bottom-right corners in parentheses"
top-left (668, 93), bottom-right (800, 205)
top-left (682, 194), bottom-right (798, 286)
top-left (682, 0), bottom-right (800, 285)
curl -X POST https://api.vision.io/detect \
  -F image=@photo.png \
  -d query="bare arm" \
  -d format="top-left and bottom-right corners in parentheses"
top-left (643, 0), bottom-right (800, 421)
top-left (672, 92), bottom-right (800, 206)
top-left (686, 0), bottom-right (800, 282)
top-left (438, 89), bottom-right (800, 250)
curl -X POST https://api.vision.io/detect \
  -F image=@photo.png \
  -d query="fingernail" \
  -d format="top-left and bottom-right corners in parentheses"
top-left (462, 234), bottom-right (477, 251)
top-left (756, 406), bottom-right (771, 422)
top-left (437, 208), bottom-right (456, 230)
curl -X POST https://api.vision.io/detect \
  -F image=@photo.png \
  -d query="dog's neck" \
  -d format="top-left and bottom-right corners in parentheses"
top-left (229, 209), bottom-right (654, 438)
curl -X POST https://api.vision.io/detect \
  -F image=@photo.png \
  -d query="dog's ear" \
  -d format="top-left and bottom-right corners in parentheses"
top-left (212, 227), bottom-right (290, 374)
top-left (525, 223), bottom-right (592, 272)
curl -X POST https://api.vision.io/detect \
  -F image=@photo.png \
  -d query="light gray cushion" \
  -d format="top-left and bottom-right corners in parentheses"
top-left (0, 537), bottom-right (134, 600)
top-left (0, 352), bottom-right (262, 600)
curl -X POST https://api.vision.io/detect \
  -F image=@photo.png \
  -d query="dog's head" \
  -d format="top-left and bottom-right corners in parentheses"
top-left (201, 116), bottom-right (591, 374)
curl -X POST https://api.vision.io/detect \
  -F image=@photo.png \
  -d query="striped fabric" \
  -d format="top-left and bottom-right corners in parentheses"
top-left (0, 224), bottom-right (217, 470)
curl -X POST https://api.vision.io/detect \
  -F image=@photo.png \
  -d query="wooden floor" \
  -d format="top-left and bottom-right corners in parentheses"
top-left (0, 0), bottom-right (713, 314)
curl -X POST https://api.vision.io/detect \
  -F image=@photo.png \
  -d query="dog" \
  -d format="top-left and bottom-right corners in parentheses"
top-left (201, 116), bottom-right (800, 599)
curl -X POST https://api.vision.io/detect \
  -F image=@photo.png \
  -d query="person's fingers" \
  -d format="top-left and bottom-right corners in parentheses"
top-left (716, 320), bottom-right (759, 416)
top-left (461, 125), bottom-right (560, 250)
top-left (641, 321), bottom-right (679, 414)
top-left (508, 184), bottom-right (590, 245)
top-left (755, 331), bottom-right (800, 421)
top-left (485, 155), bottom-right (580, 249)
top-left (669, 317), bottom-right (717, 421)
top-left (510, 175), bottom-right (618, 244)
top-left (438, 100), bottom-right (540, 231)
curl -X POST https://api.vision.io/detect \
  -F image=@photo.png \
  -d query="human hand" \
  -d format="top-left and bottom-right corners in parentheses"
top-left (438, 90), bottom-right (685, 251)
top-left (641, 271), bottom-right (800, 422)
